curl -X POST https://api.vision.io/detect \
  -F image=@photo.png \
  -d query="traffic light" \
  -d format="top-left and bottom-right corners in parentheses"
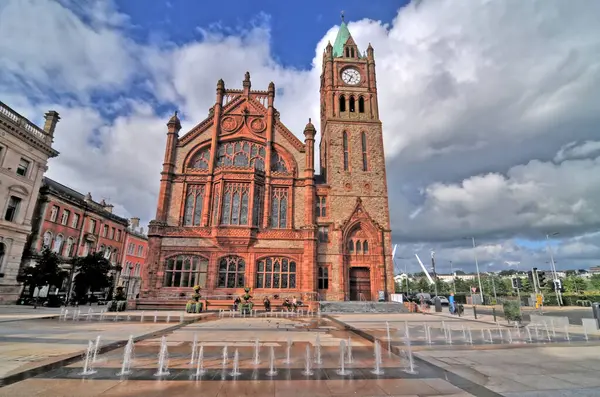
top-left (537, 271), bottom-right (546, 288)
top-left (553, 279), bottom-right (563, 292)
top-left (527, 271), bottom-right (534, 285)
top-left (511, 277), bottom-right (522, 289)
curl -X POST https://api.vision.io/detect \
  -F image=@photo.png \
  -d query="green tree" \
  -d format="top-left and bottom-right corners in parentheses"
top-left (72, 253), bottom-right (113, 301)
top-left (520, 277), bottom-right (533, 293)
top-left (563, 276), bottom-right (588, 293)
top-left (453, 278), bottom-right (470, 293)
top-left (455, 270), bottom-right (466, 275)
top-left (416, 278), bottom-right (429, 293)
top-left (589, 274), bottom-right (600, 290)
top-left (17, 248), bottom-right (66, 307)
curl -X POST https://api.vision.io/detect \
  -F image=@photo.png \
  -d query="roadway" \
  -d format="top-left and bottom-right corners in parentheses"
top-left (473, 306), bottom-right (594, 325)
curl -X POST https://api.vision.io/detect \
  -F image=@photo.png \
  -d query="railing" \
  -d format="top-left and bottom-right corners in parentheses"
top-left (152, 291), bottom-right (321, 302)
top-left (0, 101), bottom-right (48, 142)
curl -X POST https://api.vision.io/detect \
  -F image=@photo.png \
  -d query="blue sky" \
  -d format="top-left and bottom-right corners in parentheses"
top-left (115, 0), bottom-right (406, 68)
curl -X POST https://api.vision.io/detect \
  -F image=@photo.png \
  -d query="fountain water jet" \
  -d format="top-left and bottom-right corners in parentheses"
top-left (195, 345), bottom-right (206, 377)
top-left (253, 339), bottom-right (261, 365)
top-left (564, 325), bottom-right (570, 341)
top-left (190, 333), bottom-right (198, 364)
top-left (79, 340), bottom-right (97, 375)
top-left (140, 311), bottom-right (145, 322)
top-left (404, 331), bottom-right (417, 374)
top-left (386, 321), bottom-right (392, 355)
top-left (346, 337), bottom-right (353, 364)
top-left (92, 335), bottom-right (101, 362)
top-left (314, 334), bottom-right (322, 364)
top-left (222, 345), bottom-right (228, 370)
top-left (487, 328), bottom-right (494, 343)
top-left (467, 327), bottom-right (473, 345)
top-left (230, 349), bottom-right (241, 377)
top-left (526, 326), bottom-right (533, 342)
top-left (117, 335), bottom-right (134, 376)
top-left (154, 336), bottom-right (170, 377)
top-left (371, 339), bottom-right (384, 375)
top-left (153, 311), bottom-right (158, 323)
top-left (336, 340), bottom-right (351, 375)
top-left (266, 346), bottom-right (277, 376)
top-left (302, 345), bottom-right (313, 376)
top-left (284, 338), bottom-right (292, 364)
top-left (166, 314), bottom-right (171, 323)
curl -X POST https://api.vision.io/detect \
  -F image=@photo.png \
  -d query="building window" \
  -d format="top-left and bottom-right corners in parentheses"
top-left (345, 47), bottom-right (349, 57)
top-left (137, 245), bottom-right (143, 256)
top-left (216, 141), bottom-right (265, 171)
top-left (184, 185), bottom-right (205, 226)
top-left (221, 183), bottom-right (249, 226)
top-left (65, 237), bottom-right (75, 257)
top-left (348, 240), bottom-right (354, 254)
top-left (52, 235), bottom-right (63, 254)
top-left (89, 219), bottom-right (96, 233)
top-left (109, 227), bottom-right (115, 239)
top-left (349, 239), bottom-right (369, 254)
top-left (104, 246), bottom-right (111, 260)
top-left (361, 132), bottom-right (368, 171)
top-left (318, 266), bottom-right (329, 290)
top-left (271, 152), bottom-right (288, 173)
top-left (102, 225), bottom-right (108, 237)
top-left (217, 256), bottom-right (245, 288)
top-left (339, 95), bottom-right (346, 112)
top-left (252, 185), bottom-right (264, 227)
top-left (270, 187), bottom-right (288, 228)
top-left (318, 226), bottom-right (329, 243)
top-left (0, 243), bottom-right (5, 272)
top-left (255, 257), bottom-right (296, 288)
top-left (42, 231), bottom-right (52, 248)
top-left (61, 210), bottom-right (70, 225)
top-left (116, 230), bottom-right (121, 242)
top-left (211, 183), bottom-right (220, 226)
top-left (128, 243), bottom-right (135, 255)
top-left (4, 196), bottom-right (21, 222)
top-left (316, 196), bottom-right (326, 217)
top-left (164, 255), bottom-right (209, 288)
top-left (343, 132), bottom-right (349, 171)
top-left (349, 96), bottom-right (356, 112)
top-left (71, 214), bottom-right (79, 229)
top-left (16, 158), bottom-right (30, 176)
top-left (135, 264), bottom-right (141, 277)
top-left (358, 96), bottom-right (365, 113)
top-left (83, 241), bottom-right (91, 256)
top-left (189, 147), bottom-right (210, 170)
top-left (50, 206), bottom-right (59, 222)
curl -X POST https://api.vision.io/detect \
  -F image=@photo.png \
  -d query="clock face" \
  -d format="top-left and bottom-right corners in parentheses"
top-left (341, 68), bottom-right (361, 85)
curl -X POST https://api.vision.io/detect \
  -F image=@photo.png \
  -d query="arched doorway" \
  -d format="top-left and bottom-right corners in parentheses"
top-left (349, 267), bottom-right (370, 301)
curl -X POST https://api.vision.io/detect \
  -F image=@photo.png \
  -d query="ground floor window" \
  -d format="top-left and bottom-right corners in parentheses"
top-left (255, 257), bottom-right (296, 288)
top-left (164, 255), bottom-right (209, 288)
top-left (318, 266), bottom-right (329, 289)
top-left (218, 256), bottom-right (245, 288)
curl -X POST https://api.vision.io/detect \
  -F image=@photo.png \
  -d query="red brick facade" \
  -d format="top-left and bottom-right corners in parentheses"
top-left (120, 220), bottom-right (148, 299)
top-left (142, 23), bottom-right (394, 302)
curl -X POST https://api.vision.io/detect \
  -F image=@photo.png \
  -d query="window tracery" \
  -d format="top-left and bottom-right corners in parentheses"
top-left (184, 185), bottom-right (205, 226)
top-left (221, 183), bottom-right (249, 225)
top-left (216, 141), bottom-right (265, 170)
top-left (271, 152), bottom-right (288, 173)
top-left (218, 256), bottom-right (245, 288)
top-left (270, 187), bottom-right (288, 228)
top-left (255, 257), bottom-right (296, 289)
top-left (189, 148), bottom-right (210, 170)
top-left (164, 255), bottom-right (209, 288)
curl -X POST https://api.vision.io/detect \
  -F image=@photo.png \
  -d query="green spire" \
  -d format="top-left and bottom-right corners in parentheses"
top-left (332, 21), bottom-right (352, 58)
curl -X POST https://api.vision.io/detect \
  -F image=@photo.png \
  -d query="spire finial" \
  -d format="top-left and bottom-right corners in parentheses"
top-left (341, 10), bottom-right (345, 23)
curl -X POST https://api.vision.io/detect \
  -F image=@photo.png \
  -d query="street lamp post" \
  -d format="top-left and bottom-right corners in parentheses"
top-left (466, 237), bottom-right (484, 304)
top-left (545, 232), bottom-right (562, 306)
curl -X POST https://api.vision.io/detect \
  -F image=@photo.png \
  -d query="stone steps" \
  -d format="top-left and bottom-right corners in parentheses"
top-left (319, 301), bottom-right (408, 313)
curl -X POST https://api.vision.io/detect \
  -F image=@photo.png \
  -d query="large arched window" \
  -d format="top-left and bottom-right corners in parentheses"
top-left (252, 184), bottom-right (264, 227)
top-left (271, 151), bottom-right (288, 173)
top-left (52, 234), bottom-right (63, 254)
top-left (343, 132), bottom-right (349, 171)
top-left (221, 183), bottom-right (249, 225)
top-left (164, 255), bottom-right (209, 288)
top-left (255, 257), bottom-right (296, 289)
top-left (218, 256), bottom-right (245, 288)
top-left (65, 237), bottom-right (74, 257)
top-left (184, 185), bottom-right (205, 226)
top-left (349, 96), bottom-right (356, 112)
top-left (189, 147), bottom-right (210, 170)
top-left (339, 95), bottom-right (346, 112)
top-left (358, 96), bottom-right (365, 113)
top-left (216, 141), bottom-right (265, 170)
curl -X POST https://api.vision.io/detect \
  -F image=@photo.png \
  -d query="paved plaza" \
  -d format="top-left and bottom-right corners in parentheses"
top-left (0, 308), bottom-right (599, 396)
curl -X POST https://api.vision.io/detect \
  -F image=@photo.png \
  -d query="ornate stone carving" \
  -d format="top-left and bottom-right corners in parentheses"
top-left (249, 117), bottom-right (266, 134)
top-left (221, 116), bottom-right (239, 132)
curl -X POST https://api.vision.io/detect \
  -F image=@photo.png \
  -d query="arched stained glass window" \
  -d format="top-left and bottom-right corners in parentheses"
top-left (164, 255), bottom-right (209, 288)
top-left (270, 187), bottom-right (288, 228)
top-left (271, 152), bottom-right (288, 173)
top-left (216, 141), bottom-right (265, 170)
top-left (255, 257), bottom-right (296, 288)
top-left (218, 256), bottom-right (245, 288)
top-left (221, 184), bottom-right (250, 225)
top-left (183, 185), bottom-right (205, 226)
top-left (252, 185), bottom-right (264, 227)
top-left (189, 148), bottom-right (210, 170)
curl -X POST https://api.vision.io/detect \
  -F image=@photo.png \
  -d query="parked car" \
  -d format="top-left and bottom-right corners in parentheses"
top-left (428, 296), bottom-right (449, 305)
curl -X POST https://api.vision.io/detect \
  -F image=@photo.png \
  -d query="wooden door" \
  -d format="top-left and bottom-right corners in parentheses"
top-left (349, 267), bottom-right (371, 301)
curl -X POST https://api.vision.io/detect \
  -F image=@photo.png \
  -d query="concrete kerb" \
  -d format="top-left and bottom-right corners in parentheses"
top-left (0, 314), bottom-right (60, 323)
top-left (0, 313), bottom-right (216, 387)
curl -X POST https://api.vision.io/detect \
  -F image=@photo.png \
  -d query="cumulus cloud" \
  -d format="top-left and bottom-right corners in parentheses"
top-left (1, 0), bottom-right (600, 271)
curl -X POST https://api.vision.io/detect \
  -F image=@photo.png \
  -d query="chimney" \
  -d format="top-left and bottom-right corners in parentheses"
top-left (140, 227), bottom-right (144, 235)
top-left (43, 111), bottom-right (60, 142)
top-left (103, 204), bottom-right (113, 213)
top-left (130, 217), bottom-right (140, 231)
top-left (84, 192), bottom-right (92, 202)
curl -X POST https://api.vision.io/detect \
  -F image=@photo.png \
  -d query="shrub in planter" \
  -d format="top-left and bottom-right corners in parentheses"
top-left (503, 301), bottom-right (522, 323)
top-left (107, 286), bottom-right (127, 312)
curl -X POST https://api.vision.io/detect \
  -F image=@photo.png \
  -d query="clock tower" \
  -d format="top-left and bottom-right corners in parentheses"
top-left (316, 17), bottom-right (394, 301)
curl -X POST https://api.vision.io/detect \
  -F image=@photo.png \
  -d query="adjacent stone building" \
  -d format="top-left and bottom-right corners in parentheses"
top-left (120, 218), bottom-right (148, 299)
top-left (0, 101), bottom-right (59, 302)
top-left (142, 20), bottom-right (394, 303)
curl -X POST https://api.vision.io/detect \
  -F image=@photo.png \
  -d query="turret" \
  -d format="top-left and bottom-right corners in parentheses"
top-left (155, 111), bottom-right (181, 222)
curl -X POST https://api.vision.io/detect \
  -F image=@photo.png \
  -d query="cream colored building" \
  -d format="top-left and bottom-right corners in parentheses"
top-left (0, 101), bottom-right (59, 302)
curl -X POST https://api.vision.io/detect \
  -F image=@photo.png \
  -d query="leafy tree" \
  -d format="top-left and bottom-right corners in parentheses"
top-left (499, 269), bottom-right (517, 276)
top-left (17, 248), bottom-right (66, 306)
top-left (72, 253), bottom-right (113, 301)
top-left (453, 278), bottom-right (471, 293)
top-left (563, 276), bottom-right (588, 293)
top-left (565, 270), bottom-right (577, 277)
top-left (520, 277), bottom-right (533, 293)
top-left (589, 274), bottom-right (600, 290)
top-left (416, 278), bottom-right (429, 292)
top-left (454, 270), bottom-right (466, 275)
top-left (413, 271), bottom-right (426, 278)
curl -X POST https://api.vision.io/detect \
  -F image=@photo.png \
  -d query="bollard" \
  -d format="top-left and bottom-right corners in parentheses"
top-left (492, 308), bottom-right (497, 323)
top-left (473, 306), bottom-right (477, 319)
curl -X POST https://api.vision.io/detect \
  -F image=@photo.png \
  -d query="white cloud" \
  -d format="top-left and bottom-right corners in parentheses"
top-left (2, 0), bottom-right (600, 271)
